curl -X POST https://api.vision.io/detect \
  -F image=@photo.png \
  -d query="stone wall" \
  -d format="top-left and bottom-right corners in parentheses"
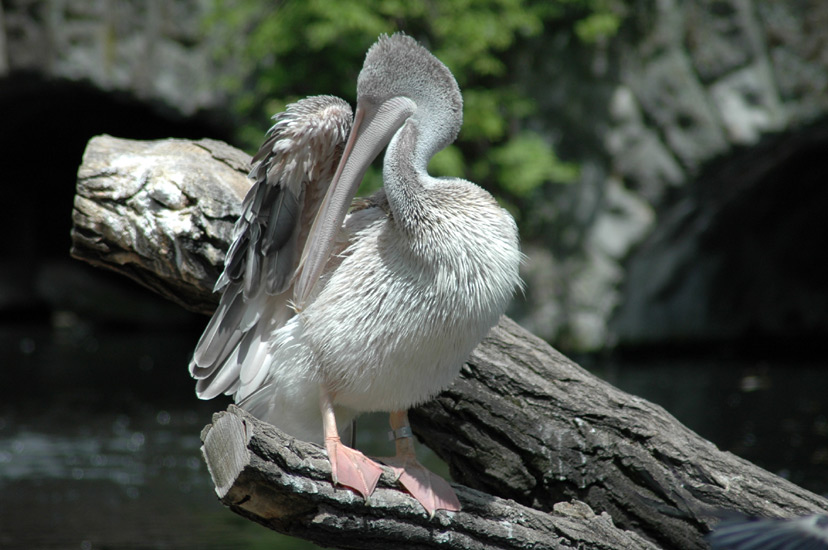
top-left (3, 0), bottom-right (827, 351)
top-left (515, 0), bottom-right (828, 351)
top-left (0, 0), bottom-right (222, 116)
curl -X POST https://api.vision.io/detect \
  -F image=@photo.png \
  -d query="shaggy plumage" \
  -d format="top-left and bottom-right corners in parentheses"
top-left (189, 33), bottom-right (522, 513)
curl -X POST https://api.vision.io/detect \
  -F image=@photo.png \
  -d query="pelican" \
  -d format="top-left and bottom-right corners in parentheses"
top-left (189, 33), bottom-right (522, 515)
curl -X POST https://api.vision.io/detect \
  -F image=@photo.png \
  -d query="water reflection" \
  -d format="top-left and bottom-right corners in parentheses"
top-left (0, 322), bottom-right (319, 550)
top-left (1, 415), bottom-right (201, 489)
top-left (1, 321), bottom-right (825, 549)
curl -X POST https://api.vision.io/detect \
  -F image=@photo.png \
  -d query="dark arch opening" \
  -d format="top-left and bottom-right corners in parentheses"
top-left (701, 120), bottom-right (828, 351)
top-left (612, 117), bottom-right (828, 357)
top-left (0, 73), bottom-right (235, 325)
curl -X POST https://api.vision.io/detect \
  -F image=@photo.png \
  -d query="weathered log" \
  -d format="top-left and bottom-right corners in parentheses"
top-left (202, 405), bottom-right (659, 550)
top-left (71, 135), bottom-right (251, 314)
top-left (414, 320), bottom-right (828, 548)
top-left (72, 135), bottom-right (828, 549)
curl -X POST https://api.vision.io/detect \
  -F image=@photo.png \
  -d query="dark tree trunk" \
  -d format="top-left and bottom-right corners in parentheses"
top-left (413, 318), bottom-right (828, 548)
top-left (72, 135), bottom-right (828, 550)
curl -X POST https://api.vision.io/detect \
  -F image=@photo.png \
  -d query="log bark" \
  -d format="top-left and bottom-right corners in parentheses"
top-left (72, 135), bottom-right (828, 549)
top-left (413, 321), bottom-right (828, 548)
top-left (201, 405), bottom-right (658, 550)
top-left (71, 135), bottom-right (251, 314)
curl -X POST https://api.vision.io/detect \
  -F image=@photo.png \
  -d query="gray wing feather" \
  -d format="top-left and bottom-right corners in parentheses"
top-left (195, 356), bottom-right (241, 400)
top-left (263, 185), bottom-right (302, 254)
top-left (190, 95), bottom-right (353, 401)
top-left (190, 283), bottom-right (246, 373)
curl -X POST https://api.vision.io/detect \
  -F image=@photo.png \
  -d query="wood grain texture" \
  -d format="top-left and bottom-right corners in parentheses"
top-left (71, 135), bottom-right (249, 314)
top-left (201, 406), bottom-right (660, 550)
top-left (414, 318), bottom-right (828, 548)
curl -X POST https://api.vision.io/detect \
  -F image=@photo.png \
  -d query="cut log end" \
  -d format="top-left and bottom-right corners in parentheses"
top-left (201, 410), bottom-right (251, 499)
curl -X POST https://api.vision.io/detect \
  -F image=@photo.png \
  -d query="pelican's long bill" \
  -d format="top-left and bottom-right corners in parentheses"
top-left (293, 96), bottom-right (417, 309)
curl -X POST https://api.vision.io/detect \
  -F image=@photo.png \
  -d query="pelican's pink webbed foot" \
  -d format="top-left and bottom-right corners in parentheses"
top-left (320, 386), bottom-right (382, 500)
top-left (381, 453), bottom-right (461, 516)
top-left (378, 411), bottom-right (461, 516)
top-left (325, 435), bottom-right (383, 500)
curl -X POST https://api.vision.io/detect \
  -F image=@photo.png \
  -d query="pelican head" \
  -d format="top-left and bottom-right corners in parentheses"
top-left (295, 33), bottom-right (464, 308)
top-left (357, 34), bottom-right (462, 155)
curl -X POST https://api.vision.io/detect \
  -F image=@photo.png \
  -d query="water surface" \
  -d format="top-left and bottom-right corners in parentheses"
top-left (1, 321), bottom-right (825, 549)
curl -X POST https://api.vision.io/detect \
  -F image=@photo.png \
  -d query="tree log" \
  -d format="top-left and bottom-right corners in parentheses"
top-left (71, 135), bottom-right (251, 314)
top-left (72, 135), bottom-right (828, 549)
top-left (413, 320), bottom-right (828, 548)
top-left (202, 405), bottom-right (659, 549)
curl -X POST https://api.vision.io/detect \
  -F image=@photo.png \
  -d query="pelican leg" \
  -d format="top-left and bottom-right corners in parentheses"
top-left (379, 410), bottom-right (461, 516)
top-left (319, 385), bottom-right (383, 500)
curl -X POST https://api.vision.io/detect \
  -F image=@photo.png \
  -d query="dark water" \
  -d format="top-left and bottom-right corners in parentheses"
top-left (589, 355), bottom-right (828, 497)
top-left (0, 319), bottom-right (318, 550)
top-left (1, 320), bottom-right (826, 549)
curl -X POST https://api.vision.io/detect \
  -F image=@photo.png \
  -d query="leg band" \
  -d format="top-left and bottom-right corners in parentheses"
top-left (387, 426), bottom-right (414, 441)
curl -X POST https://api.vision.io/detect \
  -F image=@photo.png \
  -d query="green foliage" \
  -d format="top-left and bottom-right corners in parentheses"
top-left (492, 132), bottom-right (579, 197)
top-left (575, 2), bottom-right (622, 43)
top-left (429, 145), bottom-right (465, 179)
top-left (205, 0), bottom-right (622, 231)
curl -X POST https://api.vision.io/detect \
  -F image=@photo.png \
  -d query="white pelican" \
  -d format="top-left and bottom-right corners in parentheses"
top-left (190, 33), bottom-right (522, 515)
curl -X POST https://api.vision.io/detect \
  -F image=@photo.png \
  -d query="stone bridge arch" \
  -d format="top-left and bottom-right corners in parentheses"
top-left (517, 0), bottom-right (828, 351)
top-left (2, 0), bottom-right (827, 351)
top-left (0, 0), bottom-right (230, 318)
top-left (610, 118), bottom-right (828, 349)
